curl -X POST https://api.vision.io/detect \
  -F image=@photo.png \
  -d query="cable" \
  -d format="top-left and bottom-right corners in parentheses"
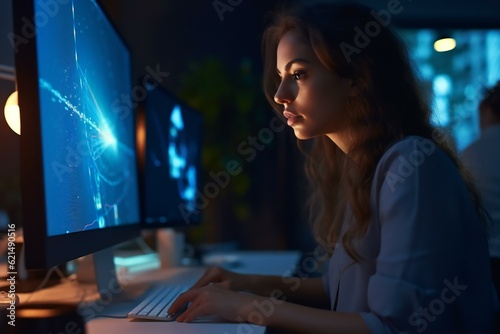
top-left (22, 266), bottom-right (67, 304)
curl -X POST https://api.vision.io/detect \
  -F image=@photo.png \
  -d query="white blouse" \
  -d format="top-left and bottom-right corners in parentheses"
top-left (322, 136), bottom-right (497, 333)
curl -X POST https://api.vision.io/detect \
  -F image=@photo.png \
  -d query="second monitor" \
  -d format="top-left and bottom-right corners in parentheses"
top-left (137, 83), bottom-right (204, 229)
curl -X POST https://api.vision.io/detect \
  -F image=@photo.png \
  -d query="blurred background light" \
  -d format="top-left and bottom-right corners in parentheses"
top-left (434, 37), bottom-right (457, 52)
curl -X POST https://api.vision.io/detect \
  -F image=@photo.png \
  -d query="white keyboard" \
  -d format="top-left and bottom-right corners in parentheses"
top-left (127, 283), bottom-right (190, 321)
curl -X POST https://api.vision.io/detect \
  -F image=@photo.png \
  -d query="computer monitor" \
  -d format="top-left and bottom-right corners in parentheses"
top-left (136, 82), bottom-right (204, 228)
top-left (13, 0), bottom-right (141, 288)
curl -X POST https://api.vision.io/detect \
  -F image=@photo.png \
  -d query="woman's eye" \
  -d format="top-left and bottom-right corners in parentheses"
top-left (293, 71), bottom-right (305, 80)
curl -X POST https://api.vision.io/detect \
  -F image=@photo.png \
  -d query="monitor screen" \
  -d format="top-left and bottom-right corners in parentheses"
top-left (137, 83), bottom-right (203, 228)
top-left (14, 0), bottom-right (141, 269)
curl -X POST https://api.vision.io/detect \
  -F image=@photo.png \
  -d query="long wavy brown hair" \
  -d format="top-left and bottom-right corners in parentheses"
top-left (262, 2), bottom-right (485, 261)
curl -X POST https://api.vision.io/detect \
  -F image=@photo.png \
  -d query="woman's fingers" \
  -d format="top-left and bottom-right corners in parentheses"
top-left (169, 269), bottom-right (242, 321)
top-left (174, 287), bottom-right (214, 322)
top-left (190, 269), bottom-right (216, 289)
top-left (168, 288), bottom-right (199, 315)
top-left (172, 285), bottom-right (242, 323)
top-left (175, 297), bottom-right (204, 322)
top-left (190, 266), bottom-right (224, 289)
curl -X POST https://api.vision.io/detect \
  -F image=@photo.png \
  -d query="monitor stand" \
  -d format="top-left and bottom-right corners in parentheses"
top-left (156, 228), bottom-right (185, 269)
top-left (76, 246), bottom-right (150, 302)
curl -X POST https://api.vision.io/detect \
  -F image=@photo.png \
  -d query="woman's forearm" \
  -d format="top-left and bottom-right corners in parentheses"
top-left (240, 299), bottom-right (370, 334)
top-left (239, 275), bottom-right (330, 308)
top-left (265, 302), bottom-right (370, 334)
top-left (238, 276), bottom-right (370, 332)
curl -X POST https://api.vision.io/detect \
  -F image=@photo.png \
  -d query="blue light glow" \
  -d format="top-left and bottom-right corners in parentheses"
top-left (171, 105), bottom-right (184, 130)
top-left (433, 75), bottom-right (452, 96)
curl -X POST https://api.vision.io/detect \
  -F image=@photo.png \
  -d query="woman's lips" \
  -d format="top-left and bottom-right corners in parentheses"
top-left (283, 110), bottom-right (302, 126)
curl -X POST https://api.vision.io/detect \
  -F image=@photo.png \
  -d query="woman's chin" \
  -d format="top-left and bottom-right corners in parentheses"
top-left (292, 127), bottom-right (315, 141)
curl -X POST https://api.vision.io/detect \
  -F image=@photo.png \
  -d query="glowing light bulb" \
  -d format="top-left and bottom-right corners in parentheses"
top-left (434, 38), bottom-right (456, 52)
top-left (4, 91), bottom-right (20, 135)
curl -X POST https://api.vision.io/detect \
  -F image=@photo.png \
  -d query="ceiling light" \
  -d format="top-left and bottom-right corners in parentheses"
top-left (434, 37), bottom-right (456, 52)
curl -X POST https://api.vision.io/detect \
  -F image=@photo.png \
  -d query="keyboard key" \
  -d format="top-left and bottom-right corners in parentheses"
top-left (128, 283), bottom-right (190, 321)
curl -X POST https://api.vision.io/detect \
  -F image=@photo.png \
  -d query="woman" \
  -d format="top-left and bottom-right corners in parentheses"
top-left (169, 2), bottom-right (497, 332)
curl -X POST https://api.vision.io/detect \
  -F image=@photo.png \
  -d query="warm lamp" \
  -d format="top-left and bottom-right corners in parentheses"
top-left (0, 64), bottom-right (20, 135)
top-left (5, 91), bottom-right (20, 135)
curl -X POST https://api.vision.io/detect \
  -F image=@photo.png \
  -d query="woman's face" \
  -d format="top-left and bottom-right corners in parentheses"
top-left (274, 30), bottom-right (354, 151)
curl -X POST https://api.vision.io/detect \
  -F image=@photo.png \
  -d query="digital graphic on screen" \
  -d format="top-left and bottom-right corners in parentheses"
top-left (143, 85), bottom-right (203, 226)
top-left (167, 104), bottom-right (198, 212)
top-left (35, 0), bottom-right (140, 236)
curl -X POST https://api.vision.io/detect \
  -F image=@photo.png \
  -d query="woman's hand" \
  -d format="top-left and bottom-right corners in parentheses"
top-left (189, 266), bottom-right (246, 291)
top-left (168, 284), bottom-right (263, 323)
top-left (167, 266), bottom-right (262, 323)
top-left (168, 284), bottom-right (371, 333)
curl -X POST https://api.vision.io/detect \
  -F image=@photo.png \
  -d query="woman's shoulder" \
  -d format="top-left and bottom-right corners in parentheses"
top-left (375, 135), bottom-right (442, 169)
top-left (372, 135), bottom-right (457, 192)
top-left (381, 135), bottom-right (438, 159)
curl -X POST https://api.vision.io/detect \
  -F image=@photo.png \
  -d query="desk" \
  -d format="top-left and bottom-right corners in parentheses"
top-left (9, 251), bottom-right (301, 334)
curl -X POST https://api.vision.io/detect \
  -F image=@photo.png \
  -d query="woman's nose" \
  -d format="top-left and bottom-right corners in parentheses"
top-left (274, 81), bottom-right (292, 105)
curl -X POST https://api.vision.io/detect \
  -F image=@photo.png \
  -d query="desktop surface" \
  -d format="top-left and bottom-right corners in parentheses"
top-left (2, 250), bottom-right (301, 334)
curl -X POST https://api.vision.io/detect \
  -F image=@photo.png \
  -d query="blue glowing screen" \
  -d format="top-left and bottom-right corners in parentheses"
top-left (143, 84), bottom-right (203, 226)
top-left (35, 0), bottom-right (140, 236)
